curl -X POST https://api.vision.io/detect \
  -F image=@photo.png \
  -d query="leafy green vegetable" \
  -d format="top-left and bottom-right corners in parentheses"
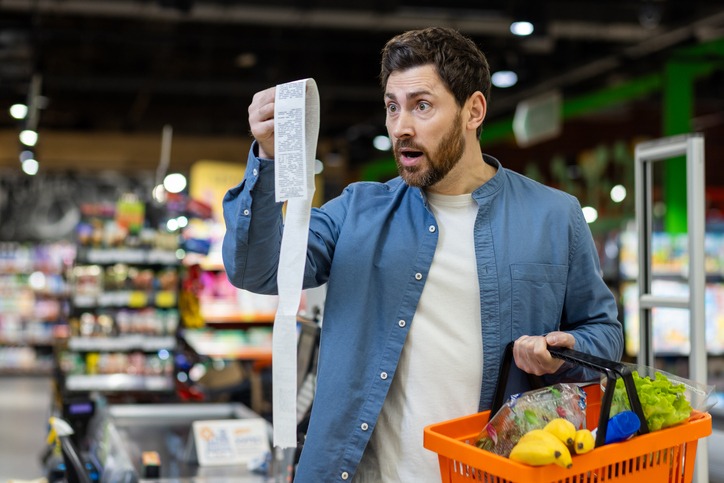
top-left (609, 371), bottom-right (692, 431)
top-left (524, 409), bottom-right (539, 425)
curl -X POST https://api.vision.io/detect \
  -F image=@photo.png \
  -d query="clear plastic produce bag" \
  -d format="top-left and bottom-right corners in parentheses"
top-left (602, 363), bottom-right (717, 431)
top-left (475, 383), bottom-right (587, 457)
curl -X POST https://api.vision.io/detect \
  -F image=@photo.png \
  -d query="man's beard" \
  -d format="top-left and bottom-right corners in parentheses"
top-left (394, 113), bottom-right (465, 188)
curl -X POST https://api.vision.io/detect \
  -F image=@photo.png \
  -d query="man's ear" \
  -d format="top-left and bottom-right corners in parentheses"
top-left (466, 91), bottom-right (486, 132)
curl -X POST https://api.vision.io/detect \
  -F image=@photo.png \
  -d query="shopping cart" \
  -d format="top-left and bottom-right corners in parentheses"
top-left (423, 343), bottom-right (712, 483)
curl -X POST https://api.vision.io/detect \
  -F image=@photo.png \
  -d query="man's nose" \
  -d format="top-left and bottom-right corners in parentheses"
top-left (389, 111), bottom-right (414, 139)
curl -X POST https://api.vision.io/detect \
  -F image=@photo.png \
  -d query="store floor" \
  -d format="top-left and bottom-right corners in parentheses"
top-left (0, 377), bottom-right (52, 482)
top-left (0, 376), bottom-right (723, 482)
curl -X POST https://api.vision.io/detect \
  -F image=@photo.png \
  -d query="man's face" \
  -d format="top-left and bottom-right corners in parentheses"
top-left (384, 64), bottom-right (465, 188)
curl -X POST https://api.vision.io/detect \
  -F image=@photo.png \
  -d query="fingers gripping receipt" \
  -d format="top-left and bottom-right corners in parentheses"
top-left (272, 79), bottom-right (319, 449)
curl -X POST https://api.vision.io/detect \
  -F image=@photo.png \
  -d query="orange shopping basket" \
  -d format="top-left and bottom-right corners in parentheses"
top-left (424, 343), bottom-right (712, 483)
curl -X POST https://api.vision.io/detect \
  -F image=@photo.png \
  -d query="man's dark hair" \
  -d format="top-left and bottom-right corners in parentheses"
top-left (380, 27), bottom-right (491, 137)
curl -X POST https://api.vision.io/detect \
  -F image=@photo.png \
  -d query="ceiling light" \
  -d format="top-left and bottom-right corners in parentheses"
top-left (581, 206), bottom-right (598, 224)
top-left (10, 104), bottom-right (28, 120)
top-left (19, 129), bottom-right (38, 146)
top-left (152, 184), bottom-right (167, 203)
top-left (176, 216), bottom-right (189, 228)
top-left (510, 21), bottom-right (534, 36)
top-left (166, 218), bottom-right (180, 231)
top-left (22, 158), bottom-right (39, 175)
top-left (373, 135), bottom-right (392, 151)
top-left (491, 70), bottom-right (518, 88)
top-left (610, 184), bottom-right (627, 203)
top-left (163, 173), bottom-right (187, 193)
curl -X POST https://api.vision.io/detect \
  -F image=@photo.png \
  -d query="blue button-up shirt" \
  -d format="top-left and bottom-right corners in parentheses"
top-left (222, 145), bottom-right (623, 482)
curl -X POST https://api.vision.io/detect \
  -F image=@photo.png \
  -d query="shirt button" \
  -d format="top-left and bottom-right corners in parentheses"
top-left (252, 168), bottom-right (258, 176)
top-left (361, 422), bottom-right (369, 431)
top-left (415, 272), bottom-right (423, 281)
top-left (243, 209), bottom-right (250, 216)
top-left (429, 225), bottom-right (436, 233)
top-left (398, 320), bottom-right (406, 328)
top-left (341, 471), bottom-right (349, 480)
top-left (380, 371), bottom-right (388, 380)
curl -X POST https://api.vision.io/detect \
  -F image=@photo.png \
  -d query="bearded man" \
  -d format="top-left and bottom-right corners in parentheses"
top-left (223, 26), bottom-right (623, 482)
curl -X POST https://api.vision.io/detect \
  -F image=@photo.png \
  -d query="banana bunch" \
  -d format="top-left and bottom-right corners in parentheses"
top-left (508, 418), bottom-right (595, 468)
top-left (572, 427), bottom-right (595, 454)
top-left (509, 428), bottom-right (573, 468)
top-left (545, 418), bottom-right (595, 455)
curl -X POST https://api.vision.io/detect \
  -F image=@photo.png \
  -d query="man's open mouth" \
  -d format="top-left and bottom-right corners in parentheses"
top-left (400, 149), bottom-right (423, 159)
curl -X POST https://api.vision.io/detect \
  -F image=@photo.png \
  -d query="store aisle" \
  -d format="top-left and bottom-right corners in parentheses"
top-left (0, 377), bottom-right (53, 482)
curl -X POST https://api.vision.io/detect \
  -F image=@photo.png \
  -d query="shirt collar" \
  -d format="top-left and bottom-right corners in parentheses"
top-left (400, 154), bottom-right (506, 204)
top-left (472, 154), bottom-right (505, 200)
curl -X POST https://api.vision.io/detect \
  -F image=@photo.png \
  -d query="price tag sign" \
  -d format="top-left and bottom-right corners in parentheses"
top-left (191, 419), bottom-right (270, 467)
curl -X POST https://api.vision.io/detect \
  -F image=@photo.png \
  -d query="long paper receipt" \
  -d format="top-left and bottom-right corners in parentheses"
top-left (272, 78), bottom-right (319, 449)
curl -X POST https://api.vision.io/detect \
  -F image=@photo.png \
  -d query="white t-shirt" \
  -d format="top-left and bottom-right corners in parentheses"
top-left (355, 192), bottom-right (483, 482)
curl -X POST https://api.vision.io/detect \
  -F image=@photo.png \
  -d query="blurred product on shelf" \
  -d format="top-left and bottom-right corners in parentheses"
top-left (58, 350), bottom-right (174, 377)
top-left (0, 241), bottom-right (74, 374)
top-left (57, 197), bottom-right (182, 400)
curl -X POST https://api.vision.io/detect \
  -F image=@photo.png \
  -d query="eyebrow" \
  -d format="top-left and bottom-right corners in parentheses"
top-left (384, 90), bottom-right (434, 101)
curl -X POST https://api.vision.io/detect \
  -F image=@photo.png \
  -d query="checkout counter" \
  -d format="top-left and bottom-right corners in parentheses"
top-left (53, 315), bottom-right (321, 482)
top-left (73, 402), bottom-right (276, 482)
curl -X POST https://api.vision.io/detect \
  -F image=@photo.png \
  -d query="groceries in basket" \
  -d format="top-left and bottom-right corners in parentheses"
top-left (423, 343), bottom-right (714, 481)
top-left (601, 410), bottom-right (640, 443)
top-left (474, 383), bottom-right (587, 457)
top-left (481, 363), bottom-right (715, 469)
top-left (507, 419), bottom-right (597, 468)
top-left (605, 364), bottom-right (716, 432)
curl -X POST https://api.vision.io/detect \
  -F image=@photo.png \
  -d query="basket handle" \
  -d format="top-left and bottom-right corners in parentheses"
top-left (490, 341), bottom-right (648, 447)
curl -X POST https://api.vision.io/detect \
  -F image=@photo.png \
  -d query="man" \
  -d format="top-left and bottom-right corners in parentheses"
top-left (223, 27), bottom-right (622, 482)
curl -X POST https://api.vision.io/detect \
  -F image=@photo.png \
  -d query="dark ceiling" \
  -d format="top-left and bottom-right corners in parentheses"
top-left (0, 0), bottom-right (723, 157)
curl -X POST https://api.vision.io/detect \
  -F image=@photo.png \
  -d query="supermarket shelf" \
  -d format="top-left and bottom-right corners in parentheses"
top-left (64, 373), bottom-right (174, 392)
top-left (182, 329), bottom-right (272, 363)
top-left (0, 345), bottom-right (55, 375)
top-left (0, 242), bottom-right (72, 377)
top-left (76, 247), bottom-right (180, 265)
top-left (196, 345), bottom-right (273, 364)
top-left (0, 337), bottom-right (57, 346)
top-left (200, 261), bottom-right (225, 272)
top-left (68, 335), bottom-right (176, 352)
top-left (0, 366), bottom-right (54, 376)
top-left (202, 313), bottom-right (275, 325)
top-left (73, 290), bottom-right (177, 308)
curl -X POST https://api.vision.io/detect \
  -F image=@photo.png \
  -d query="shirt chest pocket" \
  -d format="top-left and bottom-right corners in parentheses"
top-left (511, 263), bottom-right (567, 335)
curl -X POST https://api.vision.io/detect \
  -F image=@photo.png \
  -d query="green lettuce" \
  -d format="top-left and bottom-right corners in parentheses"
top-left (609, 370), bottom-right (692, 431)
